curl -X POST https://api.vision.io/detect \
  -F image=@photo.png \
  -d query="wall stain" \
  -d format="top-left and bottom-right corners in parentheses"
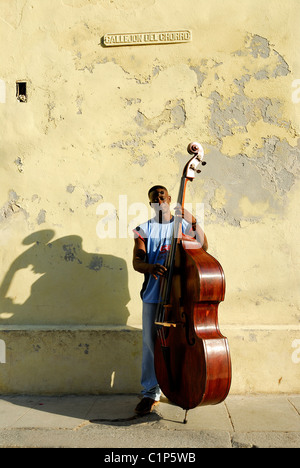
top-left (62, 243), bottom-right (83, 264)
top-left (37, 209), bottom-right (46, 225)
top-left (87, 255), bottom-right (103, 271)
top-left (0, 190), bottom-right (29, 222)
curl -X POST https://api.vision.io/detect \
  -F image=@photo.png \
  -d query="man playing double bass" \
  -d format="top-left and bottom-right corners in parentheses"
top-left (132, 185), bottom-right (208, 416)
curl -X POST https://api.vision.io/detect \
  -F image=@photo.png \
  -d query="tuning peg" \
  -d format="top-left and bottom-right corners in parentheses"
top-left (196, 169), bottom-right (201, 173)
top-left (202, 161), bottom-right (207, 166)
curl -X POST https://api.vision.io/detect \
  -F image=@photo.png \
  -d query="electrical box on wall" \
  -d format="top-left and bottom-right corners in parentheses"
top-left (16, 81), bottom-right (27, 102)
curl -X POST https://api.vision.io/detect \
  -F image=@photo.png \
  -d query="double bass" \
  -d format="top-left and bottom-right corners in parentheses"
top-left (154, 142), bottom-right (231, 423)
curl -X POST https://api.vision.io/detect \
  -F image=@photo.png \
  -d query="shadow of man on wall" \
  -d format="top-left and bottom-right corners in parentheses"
top-left (0, 229), bottom-right (130, 326)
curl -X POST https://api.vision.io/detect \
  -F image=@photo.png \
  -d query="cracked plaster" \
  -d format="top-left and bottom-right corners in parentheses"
top-left (0, 0), bottom-right (299, 336)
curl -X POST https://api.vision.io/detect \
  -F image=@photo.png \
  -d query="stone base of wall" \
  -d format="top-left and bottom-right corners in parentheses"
top-left (0, 326), bottom-right (142, 394)
top-left (0, 326), bottom-right (299, 394)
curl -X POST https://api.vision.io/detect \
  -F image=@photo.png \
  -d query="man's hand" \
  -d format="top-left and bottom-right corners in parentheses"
top-left (149, 263), bottom-right (167, 280)
top-left (174, 204), bottom-right (195, 225)
top-left (174, 204), bottom-right (208, 251)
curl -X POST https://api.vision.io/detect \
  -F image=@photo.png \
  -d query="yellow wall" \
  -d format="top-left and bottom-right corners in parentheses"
top-left (0, 0), bottom-right (299, 394)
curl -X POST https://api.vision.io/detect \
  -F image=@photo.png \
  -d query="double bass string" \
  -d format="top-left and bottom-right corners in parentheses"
top-left (155, 176), bottom-right (185, 345)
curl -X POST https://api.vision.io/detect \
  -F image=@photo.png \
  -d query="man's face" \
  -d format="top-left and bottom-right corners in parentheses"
top-left (149, 188), bottom-right (171, 217)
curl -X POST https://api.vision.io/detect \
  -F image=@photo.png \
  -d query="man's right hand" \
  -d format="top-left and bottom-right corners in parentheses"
top-left (149, 263), bottom-right (167, 280)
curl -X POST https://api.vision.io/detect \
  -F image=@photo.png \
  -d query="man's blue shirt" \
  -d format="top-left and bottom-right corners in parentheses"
top-left (133, 216), bottom-right (192, 303)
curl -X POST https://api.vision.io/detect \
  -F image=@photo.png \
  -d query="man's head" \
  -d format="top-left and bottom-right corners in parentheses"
top-left (148, 185), bottom-right (171, 221)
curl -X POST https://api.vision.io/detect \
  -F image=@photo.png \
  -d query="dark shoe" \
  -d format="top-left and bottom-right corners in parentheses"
top-left (134, 397), bottom-right (159, 415)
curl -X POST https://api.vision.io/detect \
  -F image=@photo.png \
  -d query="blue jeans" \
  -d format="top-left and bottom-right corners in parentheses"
top-left (141, 302), bottom-right (161, 401)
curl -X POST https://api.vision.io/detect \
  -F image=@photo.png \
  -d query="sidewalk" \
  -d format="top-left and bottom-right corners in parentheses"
top-left (0, 394), bottom-right (299, 448)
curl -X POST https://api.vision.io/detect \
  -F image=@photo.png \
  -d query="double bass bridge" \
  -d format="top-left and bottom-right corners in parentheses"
top-left (155, 321), bottom-right (177, 328)
top-left (155, 304), bottom-right (183, 328)
top-left (155, 306), bottom-right (192, 340)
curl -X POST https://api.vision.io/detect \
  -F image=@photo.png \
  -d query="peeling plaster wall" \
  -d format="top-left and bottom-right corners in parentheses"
top-left (0, 0), bottom-right (299, 393)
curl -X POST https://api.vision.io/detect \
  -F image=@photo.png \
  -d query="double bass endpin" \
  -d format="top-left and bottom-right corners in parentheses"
top-left (183, 410), bottom-right (188, 424)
